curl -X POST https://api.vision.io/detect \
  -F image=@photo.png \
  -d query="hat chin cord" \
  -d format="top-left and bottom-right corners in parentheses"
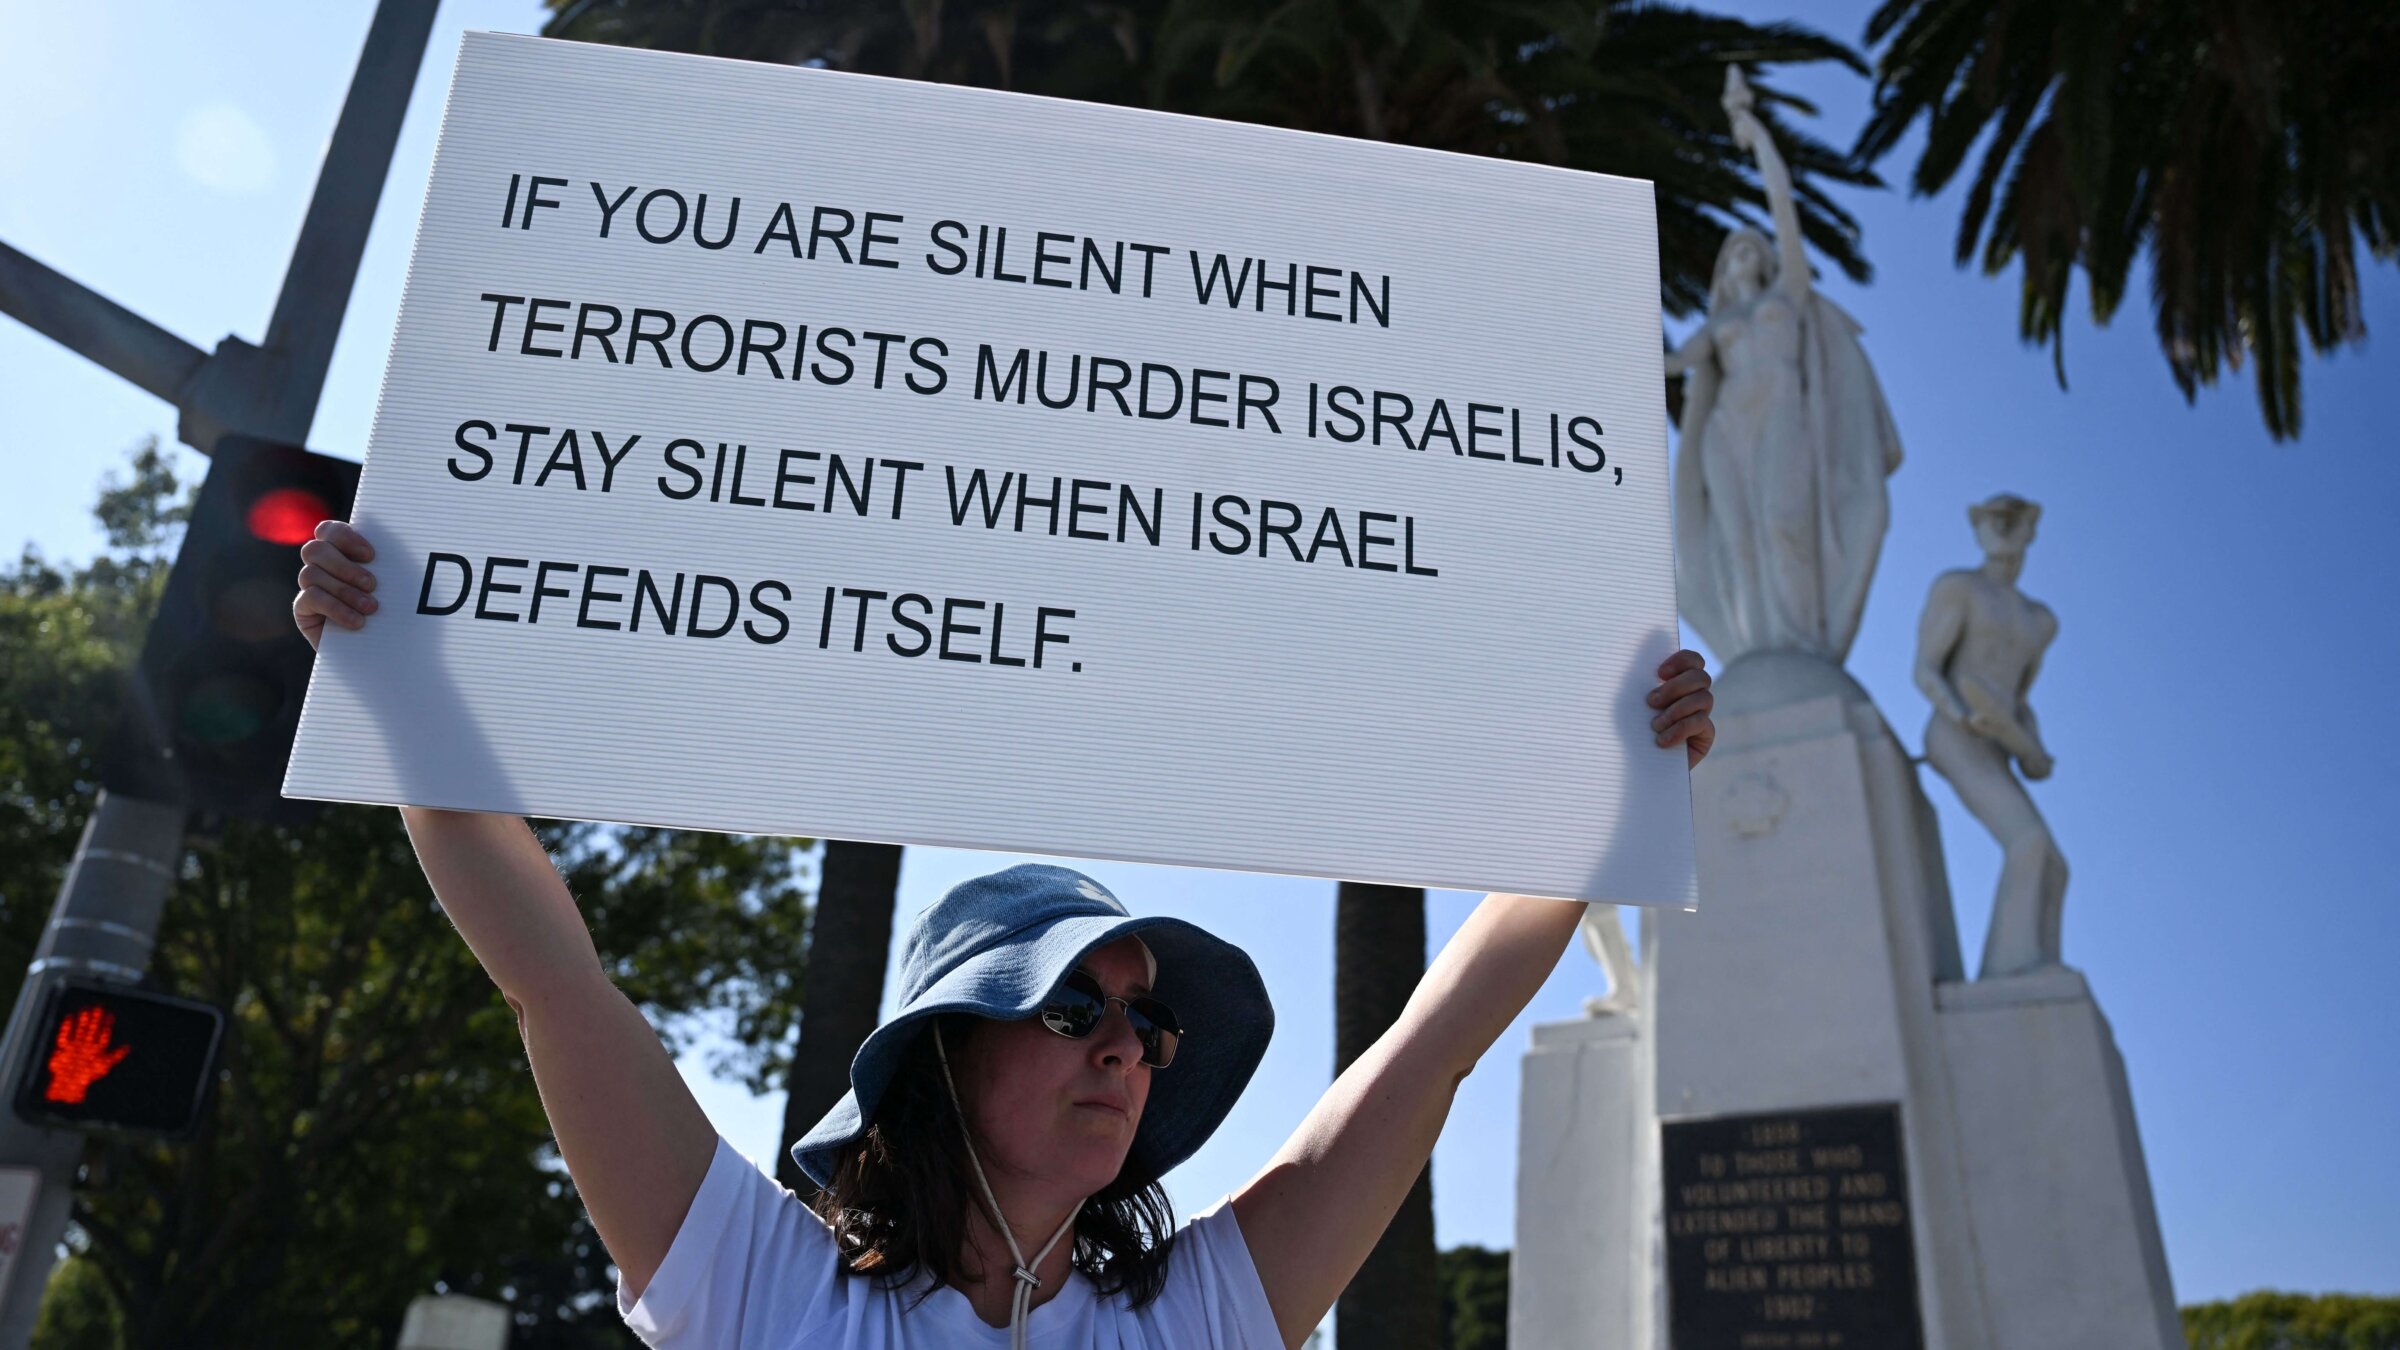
top-left (933, 1023), bottom-right (1080, 1350)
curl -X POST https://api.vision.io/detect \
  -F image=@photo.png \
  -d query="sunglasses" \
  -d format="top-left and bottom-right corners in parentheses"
top-left (1040, 969), bottom-right (1183, 1069)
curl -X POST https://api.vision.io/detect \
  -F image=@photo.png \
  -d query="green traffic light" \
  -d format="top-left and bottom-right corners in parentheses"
top-left (179, 672), bottom-right (278, 746)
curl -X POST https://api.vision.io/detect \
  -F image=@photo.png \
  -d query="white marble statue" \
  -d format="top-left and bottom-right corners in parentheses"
top-left (1579, 907), bottom-right (1638, 1015)
top-left (1668, 67), bottom-right (1905, 667)
top-left (1914, 493), bottom-right (2069, 979)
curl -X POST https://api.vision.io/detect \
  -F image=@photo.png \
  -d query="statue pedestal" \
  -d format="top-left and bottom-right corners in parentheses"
top-left (1935, 970), bottom-right (2183, 1350)
top-left (1513, 692), bottom-right (2177, 1349)
top-left (1513, 1012), bottom-right (1653, 1346)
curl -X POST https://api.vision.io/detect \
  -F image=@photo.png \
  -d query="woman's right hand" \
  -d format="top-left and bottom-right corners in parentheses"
top-left (292, 520), bottom-right (380, 652)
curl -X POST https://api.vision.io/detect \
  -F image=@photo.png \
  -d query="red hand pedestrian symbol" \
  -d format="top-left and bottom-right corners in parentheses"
top-left (45, 1007), bottom-right (131, 1105)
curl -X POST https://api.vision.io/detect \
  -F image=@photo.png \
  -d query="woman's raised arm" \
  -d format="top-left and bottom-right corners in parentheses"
top-left (296, 522), bottom-right (716, 1301)
top-left (1230, 652), bottom-right (1713, 1347)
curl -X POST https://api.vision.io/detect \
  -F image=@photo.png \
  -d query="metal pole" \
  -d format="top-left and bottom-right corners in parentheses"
top-left (265, 0), bottom-right (440, 417)
top-left (0, 794), bottom-right (186, 1348)
top-left (175, 0), bottom-right (440, 453)
top-left (0, 243), bottom-right (207, 404)
top-left (0, 2), bottom-right (439, 1340)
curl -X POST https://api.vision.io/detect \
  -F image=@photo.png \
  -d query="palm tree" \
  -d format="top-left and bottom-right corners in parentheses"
top-left (542, 7), bottom-right (1877, 1343)
top-left (545, 0), bottom-right (1152, 100)
top-left (774, 839), bottom-right (902, 1195)
top-left (1854, 0), bottom-right (2400, 440)
top-left (544, 0), bottom-right (1878, 314)
top-left (1148, 1), bottom-right (1878, 316)
top-left (1333, 881), bottom-right (1438, 1349)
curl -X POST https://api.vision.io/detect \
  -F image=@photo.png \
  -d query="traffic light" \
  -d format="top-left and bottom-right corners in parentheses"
top-left (12, 980), bottom-right (225, 1138)
top-left (109, 435), bottom-right (359, 824)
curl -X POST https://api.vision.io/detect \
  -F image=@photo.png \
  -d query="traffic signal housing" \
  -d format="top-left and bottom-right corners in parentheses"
top-left (110, 435), bottom-right (358, 824)
top-left (12, 980), bottom-right (225, 1139)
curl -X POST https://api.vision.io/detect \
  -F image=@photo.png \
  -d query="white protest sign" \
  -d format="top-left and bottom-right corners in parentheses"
top-left (286, 32), bottom-right (1695, 905)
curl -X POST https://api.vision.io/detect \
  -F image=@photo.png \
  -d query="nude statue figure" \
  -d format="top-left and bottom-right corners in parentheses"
top-left (1914, 494), bottom-right (2069, 979)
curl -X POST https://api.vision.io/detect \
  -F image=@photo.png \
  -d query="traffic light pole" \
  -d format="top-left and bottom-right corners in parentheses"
top-left (0, 3), bottom-right (437, 1340)
top-left (0, 795), bottom-right (185, 1342)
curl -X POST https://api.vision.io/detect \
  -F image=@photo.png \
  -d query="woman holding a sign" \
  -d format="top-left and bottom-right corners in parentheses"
top-left (294, 521), bottom-right (1713, 1350)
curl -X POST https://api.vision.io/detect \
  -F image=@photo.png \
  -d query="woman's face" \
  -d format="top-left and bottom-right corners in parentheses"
top-left (1721, 238), bottom-right (1766, 301)
top-left (951, 936), bottom-right (1156, 1198)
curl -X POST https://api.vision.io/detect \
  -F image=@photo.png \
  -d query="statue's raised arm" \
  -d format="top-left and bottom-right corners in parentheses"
top-left (1723, 66), bottom-right (1811, 307)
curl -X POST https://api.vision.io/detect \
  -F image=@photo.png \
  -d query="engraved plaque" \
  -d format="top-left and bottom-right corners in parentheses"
top-left (1660, 1104), bottom-right (1925, 1349)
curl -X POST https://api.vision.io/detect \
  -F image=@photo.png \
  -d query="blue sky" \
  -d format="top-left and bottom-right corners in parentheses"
top-left (2, 0), bottom-right (2393, 1311)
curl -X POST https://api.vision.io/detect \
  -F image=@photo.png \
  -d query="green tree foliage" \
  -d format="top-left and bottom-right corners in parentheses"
top-left (1437, 1244), bottom-right (1510, 1350)
top-left (1362, 1258), bottom-right (2400, 1350)
top-left (29, 1255), bottom-right (121, 1350)
top-left (2183, 1291), bottom-right (2400, 1349)
top-left (542, 0), bottom-right (1880, 317)
top-left (0, 443), bottom-right (182, 995)
top-left (0, 443), bottom-right (814, 1348)
top-left (1854, 1), bottom-right (2400, 440)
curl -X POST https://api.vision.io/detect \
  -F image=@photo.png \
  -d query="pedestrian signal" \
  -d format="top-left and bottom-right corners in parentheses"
top-left (12, 981), bottom-right (224, 1138)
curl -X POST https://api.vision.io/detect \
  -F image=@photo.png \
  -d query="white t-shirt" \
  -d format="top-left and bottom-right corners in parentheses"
top-left (618, 1137), bottom-right (1287, 1348)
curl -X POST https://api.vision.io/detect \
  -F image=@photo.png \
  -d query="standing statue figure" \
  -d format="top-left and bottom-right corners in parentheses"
top-left (1669, 67), bottom-right (1905, 669)
top-left (1914, 493), bottom-right (2069, 979)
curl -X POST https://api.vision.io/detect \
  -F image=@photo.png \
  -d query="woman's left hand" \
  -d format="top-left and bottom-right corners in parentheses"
top-left (1649, 650), bottom-right (1716, 768)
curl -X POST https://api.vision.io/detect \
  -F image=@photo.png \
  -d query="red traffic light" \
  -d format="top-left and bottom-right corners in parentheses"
top-left (104, 437), bottom-right (359, 824)
top-left (245, 487), bottom-right (333, 546)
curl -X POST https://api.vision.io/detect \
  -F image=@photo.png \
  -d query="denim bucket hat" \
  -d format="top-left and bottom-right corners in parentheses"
top-left (791, 863), bottom-right (1274, 1189)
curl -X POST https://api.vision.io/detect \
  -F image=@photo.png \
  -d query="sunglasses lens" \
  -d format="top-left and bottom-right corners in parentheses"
top-left (1041, 972), bottom-right (1182, 1068)
top-left (1128, 998), bottom-right (1180, 1068)
top-left (1040, 971), bottom-right (1107, 1039)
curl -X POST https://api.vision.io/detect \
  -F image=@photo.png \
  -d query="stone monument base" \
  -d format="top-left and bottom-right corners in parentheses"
top-left (1512, 691), bottom-right (2178, 1350)
top-left (1514, 1013), bottom-right (1652, 1346)
top-left (1936, 969), bottom-right (2182, 1350)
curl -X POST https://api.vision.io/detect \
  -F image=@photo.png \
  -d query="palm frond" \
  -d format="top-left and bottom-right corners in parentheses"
top-left (1857, 0), bottom-right (2400, 440)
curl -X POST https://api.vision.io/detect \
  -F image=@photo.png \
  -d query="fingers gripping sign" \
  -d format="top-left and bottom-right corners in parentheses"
top-left (1648, 649), bottom-right (1717, 768)
top-left (292, 519), bottom-right (379, 651)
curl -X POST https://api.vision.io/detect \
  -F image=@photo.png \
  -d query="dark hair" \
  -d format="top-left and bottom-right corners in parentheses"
top-left (808, 1015), bottom-right (1180, 1309)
